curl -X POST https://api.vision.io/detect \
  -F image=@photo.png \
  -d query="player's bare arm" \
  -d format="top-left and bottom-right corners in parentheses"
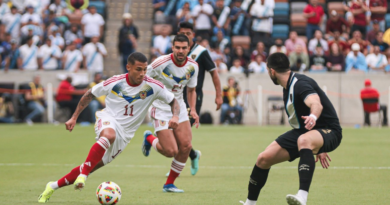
top-left (210, 70), bottom-right (223, 110)
top-left (65, 89), bottom-right (94, 132)
top-left (301, 94), bottom-right (323, 130)
top-left (168, 98), bottom-right (180, 129)
top-left (187, 86), bottom-right (199, 128)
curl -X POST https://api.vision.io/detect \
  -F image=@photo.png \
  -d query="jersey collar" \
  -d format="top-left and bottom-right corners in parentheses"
top-left (125, 73), bottom-right (141, 87)
top-left (188, 43), bottom-right (198, 55)
top-left (170, 53), bottom-right (188, 67)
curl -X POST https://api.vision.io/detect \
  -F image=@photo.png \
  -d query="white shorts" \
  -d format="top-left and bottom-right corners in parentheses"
top-left (150, 102), bottom-right (189, 133)
top-left (94, 111), bottom-right (133, 165)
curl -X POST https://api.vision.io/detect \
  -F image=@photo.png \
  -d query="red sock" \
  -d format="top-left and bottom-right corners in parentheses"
top-left (146, 134), bottom-right (157, 144)
top-left (57, 166), bottom-right (81, 187)
top-left (165, 159), bottom-right (185, 185)
top-left (80, 137), bottom-right (110, 176)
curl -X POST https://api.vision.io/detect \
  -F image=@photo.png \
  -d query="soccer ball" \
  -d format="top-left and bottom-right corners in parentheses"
top-left (96, 181), bottom-right (122, 205)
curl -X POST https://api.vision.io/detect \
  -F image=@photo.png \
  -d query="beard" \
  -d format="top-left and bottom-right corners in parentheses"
top-left (269, 73), bottom-right (279, 85)
top-left (174, 53), bottom-right (185, 63)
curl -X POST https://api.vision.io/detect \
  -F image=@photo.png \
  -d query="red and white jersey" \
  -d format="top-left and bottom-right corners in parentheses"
top-left (147, 54), bottom-right (198, 111)
top-left (91, 74), bottom-right (174, 137)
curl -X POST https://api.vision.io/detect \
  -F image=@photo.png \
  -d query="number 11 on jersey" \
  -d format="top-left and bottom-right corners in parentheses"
top-left (123, 104), bottom-right (134, 116)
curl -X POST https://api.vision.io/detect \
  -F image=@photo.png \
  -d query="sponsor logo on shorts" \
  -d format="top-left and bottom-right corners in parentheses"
top-left (299, 164), bottom-right (310, 171)
top-left (322, 129), bottom-right (331, 134)
top-left (103, 121), bottom-right (110, 126)
top-left (159, 120), bottom-right (166, 126)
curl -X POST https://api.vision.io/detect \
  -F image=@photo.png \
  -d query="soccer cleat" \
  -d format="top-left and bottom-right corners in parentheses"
top-left (142, 130), bottom-right (152, 157)
top-left (239, 201), bottom-right (245, 204)
top-left (286, 194), bottom-right (306, 205)
top-left (162, 184), bottom-right (184, 193)
top-left (74, 175), bottom-right (86, 190)
top-left (191, 150), bottom-right (201, 175)
top-left (38, 182), bottom-right (55, 203)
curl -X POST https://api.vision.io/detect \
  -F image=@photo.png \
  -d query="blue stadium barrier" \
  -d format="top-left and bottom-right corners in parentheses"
top-left (272, 25), bottom-right (289, 39)
top-left (274, 3), bottom-right (289, 16)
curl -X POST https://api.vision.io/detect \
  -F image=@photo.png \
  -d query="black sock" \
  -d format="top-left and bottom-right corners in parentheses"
top-left (298, 149), bottom-right (315, 192)
top-left (189, 148), bottom-right (197, 160)
top-left (248, 165), bottom-right (270, 201)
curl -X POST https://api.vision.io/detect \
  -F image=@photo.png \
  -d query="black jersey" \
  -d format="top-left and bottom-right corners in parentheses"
top-left (187, 43), bottom-right (216, 93)
top-left (283, 72), bottom-right (341, 132)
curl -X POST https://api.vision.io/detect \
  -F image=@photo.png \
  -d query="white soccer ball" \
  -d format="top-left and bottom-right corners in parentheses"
top-left (96, 181), bottom-right (122, 205)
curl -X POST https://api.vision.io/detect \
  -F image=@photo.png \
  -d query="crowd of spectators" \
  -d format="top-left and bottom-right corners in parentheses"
top-left (153, 0), bottom-right (390, 74)
top-left (0, 0), bottom-right (107, 73)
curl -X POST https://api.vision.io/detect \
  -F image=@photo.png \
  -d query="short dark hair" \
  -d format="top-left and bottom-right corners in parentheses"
top-left (172, 34), bottom-right (189, 46)
top-left (266, 53), bottom-right (290, 73)
top-left (178, 22), bottom-right (193, 31)
top-left (127, 52), bottom-right (147, 65)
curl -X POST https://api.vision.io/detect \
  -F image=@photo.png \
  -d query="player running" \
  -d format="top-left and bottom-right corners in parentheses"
top-left (141, 34), bottom-right (199, 193)
top-left (240, 53), bottom-right (342, 205)
top-left (173, 21), bottom-right (223, 176)
top-left (38, 52), bottom-right (179, 203)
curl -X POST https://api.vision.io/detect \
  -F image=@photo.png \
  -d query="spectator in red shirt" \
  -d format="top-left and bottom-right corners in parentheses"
top-left (250, 42), bottom-right (267, 61)
top-left (360, 79), bottom-right (388, 126)
top-left (348, 30), bottom-right (370, 55)
top-left (369, 0), bottom-right (387, 31)
top-left (56, 76), bottom-right (86, 115)
top-left (303, 0), bottom-right (324, 40)
top-left (366, 20), bottom-right (381, 44)
top-left (349, 0), bottom-right (369, 37)
top-left (328, 31), bottom-right (350, 55)
top-left (326, 10), bottom-right (350, 40)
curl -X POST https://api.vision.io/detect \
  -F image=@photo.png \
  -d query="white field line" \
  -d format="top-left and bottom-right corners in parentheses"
top-left (0, 163), bottom-right (389, 170)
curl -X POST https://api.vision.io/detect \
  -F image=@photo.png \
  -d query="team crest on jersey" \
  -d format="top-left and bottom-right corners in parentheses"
top-left (191, 54), bottom-right (196, 59)
top-left (103, 121), bottom-right (110, 125)
top-left (111, 82), bottom-right (154, 103)
top-left (159, 120), bottom-right (166, 126)
top-left (185, 72), bottom-right (191, 80)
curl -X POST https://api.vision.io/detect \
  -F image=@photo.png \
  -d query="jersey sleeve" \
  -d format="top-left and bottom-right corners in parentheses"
top-left (187, 63), bottom-right (199, 88)
top-left (91, 80), bottom-right (115, 97)
top-left (156, 85), bottom-right (175, 104)
top-left (146, 64), bottom-right (158, 78)
top-left (295, 81), bottom-right (318, 102)
top-left (198, 50), bottom-right (216, 72)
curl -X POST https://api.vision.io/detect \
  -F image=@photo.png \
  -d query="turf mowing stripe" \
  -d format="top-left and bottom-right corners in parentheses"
top-left (0, 163), bottom-right (390, 170)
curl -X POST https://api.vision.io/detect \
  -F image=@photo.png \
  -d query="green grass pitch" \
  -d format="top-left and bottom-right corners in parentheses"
top-left (1, 124), bottom-right (389, 204)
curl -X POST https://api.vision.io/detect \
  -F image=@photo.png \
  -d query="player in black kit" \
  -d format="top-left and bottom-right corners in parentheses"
top-left (240, 53), bottom-right (342, 205)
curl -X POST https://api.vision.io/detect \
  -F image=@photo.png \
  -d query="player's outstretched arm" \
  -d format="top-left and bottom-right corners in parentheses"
top-left (187, 87), bottom-right (199, 128)
top-left (316, 152), bottom-right (332, 169)
top-left (210, 70), bottom-right (223, 110)
top-left (168, 98), bottom-right (180, 129)
top-left (65, 89), bottom-right (94, 132)
top-left (301, 94), bottom-right (323, 130)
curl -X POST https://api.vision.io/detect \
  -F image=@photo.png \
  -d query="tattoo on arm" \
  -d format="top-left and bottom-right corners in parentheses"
top-left (169, 99), bottom-right (180, 117)
top-left (71, 89), bottom-right (94, 119)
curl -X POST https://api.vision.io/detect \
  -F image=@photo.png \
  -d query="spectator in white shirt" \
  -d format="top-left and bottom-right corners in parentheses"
top-left (50, 26), bottom-right (65, 50)
top-left (64, 24), bottom-right (83, 43)
top-left (18, 36), bottom-right (39, 70)
top-left (366, 45), bottom-right (388, 72)
top-left (248, 54), bottom-right (267, 73)
top-left (2, 6), bottom-right (21, 40)
top-left (192, 0), bottom-right (214, 40)
top-left (250, 0), bottom-right (274, 44)
top-left (62, 41), bottom-right (83, 72)
top-left (21, 5), bottom-right (42, 27)
top-left (48, 0), bottom-right (67, 17)
top-left (215, 55), bottom-right (228, 73)
top-left (308, 30), bottom-right (329, 55)
top-left (38, 38), bottom-right (62, 70)
top-left (230, 58), bottom-right (244, 73)
top-left (81, 6), bottom-right (105, 44)
top-left (269, 38), bottom-right (287, 54)
top-left (83, 35), bottom-right (107, 73)
top-left (152, 25), bottom-right (171, 56)
top-left (0, 0), bottom-right (10, 22)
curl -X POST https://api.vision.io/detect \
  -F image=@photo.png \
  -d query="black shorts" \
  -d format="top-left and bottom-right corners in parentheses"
top-left (275, 128), bottom-right (342, 162)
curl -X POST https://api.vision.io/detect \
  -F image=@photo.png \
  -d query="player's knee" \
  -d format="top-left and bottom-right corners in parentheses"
top-left (297, 135), bottom-right (312, 149)
top-left (164, 147), bottom-right (179, 157)
top-left (256, 152), bottom-right (272, 168)
top-left (179, 142), bottom-right (192, 153)
top-left (100, 129), bottom-right (116, 144)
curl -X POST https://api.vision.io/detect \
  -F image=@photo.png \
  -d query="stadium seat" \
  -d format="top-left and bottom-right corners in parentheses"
top-left (386, 14), bottom-right (390, 29)
top-left (290, 2), bottom-right (307, 14)
top-left (272, 25), bottom-right (289, 39)
top-left (292, 27), bottom-right (306, 36)
top-left (328, 2), bottom-right (345, 15)
top-left (290, 14), bottom-right (306, 27)
top-left (88, 1), bottom-right (106, 17)
top-left (152, 24), bottom-right (172, 35)
top-left (232, 36), bottom-right (251, 49)
top-left (274, 3), bottom-right (289, 16)
top-left (274, 0), bottom-right (288, 2)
